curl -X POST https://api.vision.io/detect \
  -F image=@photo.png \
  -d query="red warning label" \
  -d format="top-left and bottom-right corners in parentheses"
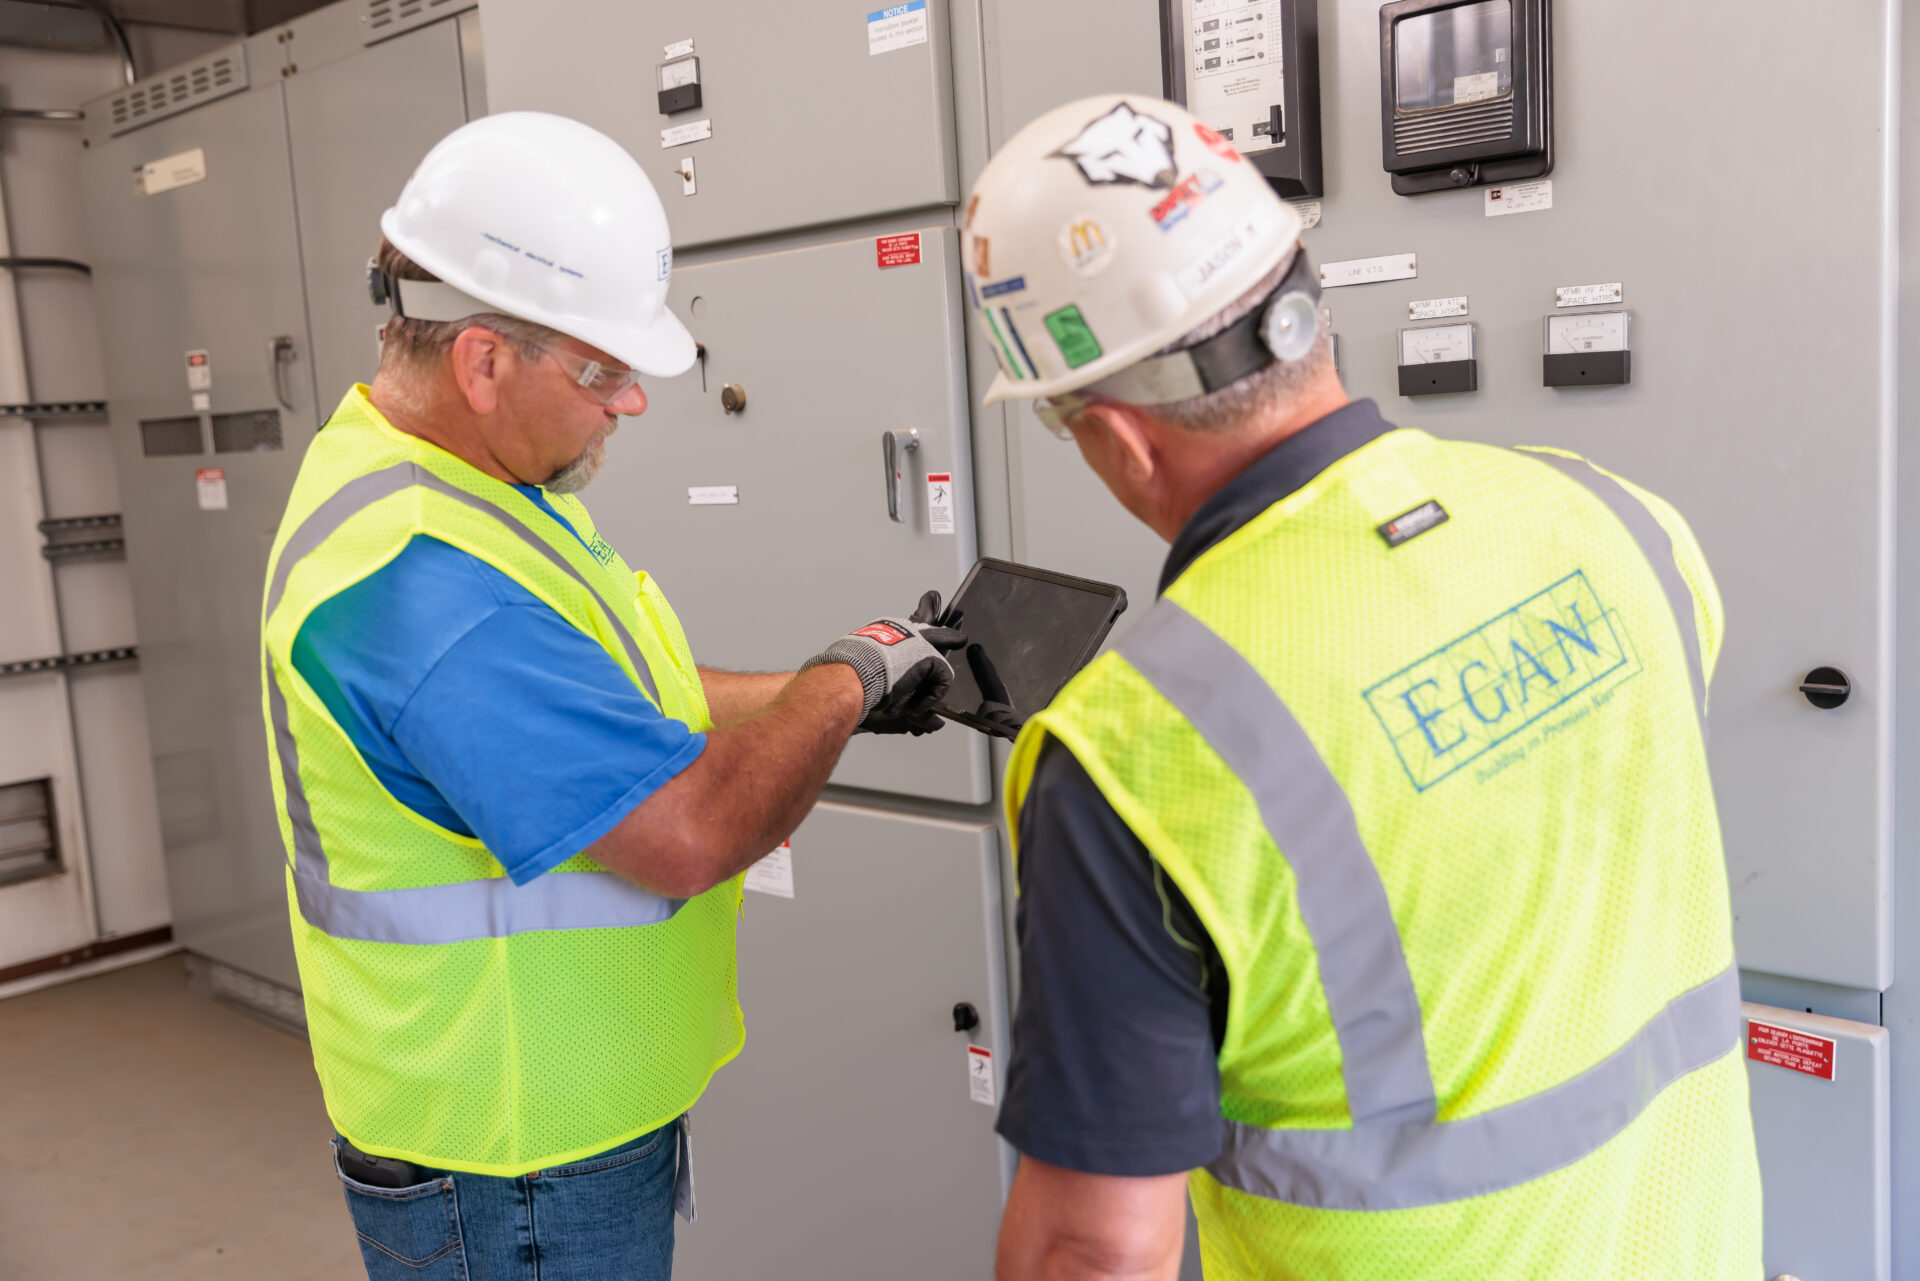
top-left (876, 233), bottom-right (922, 269)
top-left (1746, 1019), bottom-right (1836, 1081)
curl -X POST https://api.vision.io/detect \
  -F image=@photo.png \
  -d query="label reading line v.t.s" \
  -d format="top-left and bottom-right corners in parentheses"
top-left (926, 472), bottom-right (955, 535)
top-left (967, 1045), bottom-right (995, 1105)
top-left (868, 0), bottom-right (928, 55)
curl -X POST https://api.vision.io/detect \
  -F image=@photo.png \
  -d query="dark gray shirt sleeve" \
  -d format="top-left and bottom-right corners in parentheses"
top-left (994, 737), bottom-right (1227, 1177)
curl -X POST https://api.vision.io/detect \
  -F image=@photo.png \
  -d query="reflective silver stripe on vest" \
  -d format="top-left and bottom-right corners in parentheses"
top-left (1208, 964), bottom-right (1741, 1210)
top-left (1118, 600), bottom-right (1438, 1128)
top-left (1523, 451), bottom-right (1706, 726)
top-left (264, 463), bottom-right (681, 942)
top-left (269, 656), bottom-right (682, 943)
top-left (265, 461), bottom-right (659, 707)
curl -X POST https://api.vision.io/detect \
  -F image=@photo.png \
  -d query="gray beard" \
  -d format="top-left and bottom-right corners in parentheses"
top-left (545, 425), bottom-right (614, 494)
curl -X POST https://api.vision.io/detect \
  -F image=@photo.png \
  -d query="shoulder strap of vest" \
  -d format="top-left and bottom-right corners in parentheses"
top-left (264, 459), bottom-right (659, 708)
top-left (1517, 449), bottom-right (1707, 729)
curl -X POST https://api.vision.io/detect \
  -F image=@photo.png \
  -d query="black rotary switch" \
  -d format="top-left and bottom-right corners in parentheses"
top-left (1799, 667), bottom-right (1851, 710)
top-left (952, 1002), bottom-right (980, 1034)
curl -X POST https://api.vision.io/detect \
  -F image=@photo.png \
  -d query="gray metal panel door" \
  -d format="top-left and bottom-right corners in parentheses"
top-left (78, 85), bottom-right (317, 987)
top-left (586, 230), bottom-right (989, 803)
top-left (675, 802), bottom-right (1008, 1281)
top-left (1011, 0), bottom-right (1898, 988)
top-left (478, 0), bottom-right (958, 248)
top-left (1743, 1003), bottom-right (1891, 1280)
top-left (285, 18), bottom-right (473, 411)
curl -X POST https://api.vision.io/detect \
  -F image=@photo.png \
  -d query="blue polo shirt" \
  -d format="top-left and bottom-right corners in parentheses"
top-left (289, 485), bottom-right (706, 886)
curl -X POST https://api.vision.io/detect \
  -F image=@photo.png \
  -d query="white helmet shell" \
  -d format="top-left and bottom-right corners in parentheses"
top-left (964, 95), bottom-right (1303, 404)
top-left (381, 111), bottom-right (696, 377)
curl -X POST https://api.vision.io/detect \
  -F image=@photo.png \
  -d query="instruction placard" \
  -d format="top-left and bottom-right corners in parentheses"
top-left (876, 233), bottom-right (922, 269)
top-left (867, 0), bottom-right (928, 55)
top-left (1486, 180), bottom-right (1553, 217)
top-left (744, 841), bottom-right (794, 898)
top-left (967, 1044), bottom-right (995, 1105)
top-left (185, 349), bottom-right (211, 391)
top-left (1747, 1020), bottom-right (1836, 1081)
top-left (196, 467), bottom-right (228, 511)
top-left (926, 472), bottom-right (955, 534)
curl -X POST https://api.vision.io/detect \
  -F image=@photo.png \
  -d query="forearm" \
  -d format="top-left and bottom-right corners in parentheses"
top-left (698, 665), bottom-right (795, 725)
top-left (592, 663), bottom-right (863, 896)
top-left (997, 1159), bottom-right (1186, 1281)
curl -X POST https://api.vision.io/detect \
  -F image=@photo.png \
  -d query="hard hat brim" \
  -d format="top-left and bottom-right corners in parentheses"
top-left (577, 306), bottom-right (699, 379)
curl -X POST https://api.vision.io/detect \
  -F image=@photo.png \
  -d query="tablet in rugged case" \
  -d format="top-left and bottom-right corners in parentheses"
top-left (935, 558), bottom-right (1128, 737)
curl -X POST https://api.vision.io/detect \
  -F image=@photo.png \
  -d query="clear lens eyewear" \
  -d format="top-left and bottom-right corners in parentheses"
top-left (1033, 392), bottom-right (1096, 440)
top-left (539, 343), bottom-right (645, 406)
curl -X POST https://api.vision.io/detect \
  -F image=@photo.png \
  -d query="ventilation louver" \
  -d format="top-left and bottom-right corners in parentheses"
top-left (105, 45), bottom-right (248, 138)
top-left (363, 0), bottom-right (476, 46)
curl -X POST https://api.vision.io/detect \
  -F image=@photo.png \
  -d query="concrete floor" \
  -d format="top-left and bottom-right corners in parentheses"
top-left (0, 956), bottom-right (363, 1280)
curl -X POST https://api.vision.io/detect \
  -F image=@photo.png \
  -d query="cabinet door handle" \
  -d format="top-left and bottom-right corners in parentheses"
top-left (269, 334), bottom-right (298, 411)
top-left (882, 428), bottom-right (919, 523)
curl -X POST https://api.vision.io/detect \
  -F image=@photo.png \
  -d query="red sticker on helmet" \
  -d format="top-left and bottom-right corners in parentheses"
top-left (1194, 121), bottom-right (1241, 163)
top-left (854, 623), bottom-right (912, 646)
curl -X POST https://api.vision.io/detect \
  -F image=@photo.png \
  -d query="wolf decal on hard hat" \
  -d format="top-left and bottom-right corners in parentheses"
top-left (1053, 102), bottom-right (1178, 190)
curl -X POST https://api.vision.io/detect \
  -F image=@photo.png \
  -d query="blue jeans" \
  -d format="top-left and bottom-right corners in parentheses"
top-left (332, 1121), bottom-right (682, 1281)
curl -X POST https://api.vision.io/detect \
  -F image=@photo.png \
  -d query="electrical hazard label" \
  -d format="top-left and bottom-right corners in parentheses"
top-left (967, 1044), bottom-right (995, 1106)
top-left (926, 472), bottom-right (955, 535)
top-left (1747, 1019), bottom-right (1836, 1081)
top-left (876, 233), bottom-right (922, 268)
top-left (196, 468), bottom-right (227, 511)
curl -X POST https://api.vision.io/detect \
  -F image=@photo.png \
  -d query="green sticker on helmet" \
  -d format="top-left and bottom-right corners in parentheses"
top-left (1044, 305), bottom-right (1103, 369)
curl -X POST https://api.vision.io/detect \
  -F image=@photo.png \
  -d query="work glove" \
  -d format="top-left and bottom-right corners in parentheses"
top-left (803, 590), bottom-right (967, 734)
top-left (965, 643), bottom-right (1025, 741)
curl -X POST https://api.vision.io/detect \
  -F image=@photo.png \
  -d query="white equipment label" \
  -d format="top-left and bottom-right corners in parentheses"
top-left (184, 348), bottom-right (211, 391)
top-left (663, 37), bottom-right (695, 59)
top-left (1182, 0), bottom-right (1286, 156)
top-left (926, 472), bottom-right (955, 535)
top-left (1486, 179), bottom-right (1553, 217)
top-left (967, 1045), bottom-right (996, 1106)
top-left (190, 391), bottom-right (210, 411)
top-left (1556, 281), bottom-right (1624, 308)
top-left (687, 485), bottom-right (739, 505)
top-left (1321, 253), bottom-right (1418, 290)
top-left (1454, 71), bottom-right (1501, 104)
top-left (1408, 296), bottom-right (1469, 320)
top-left (1292, 200), bottom-right (1322, 230)
top-left (196, 467), bottom-right (227, 511)
top-left (141, 148), bottom-right (206, 196)
top-left (661, 119), bottom-right (713, 149)
top-left (867, 0), bottom-right (928, 55)
top-left (744, 841), bottom-right (794, 898)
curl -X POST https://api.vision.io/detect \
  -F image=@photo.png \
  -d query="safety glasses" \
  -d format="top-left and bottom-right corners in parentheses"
top-left (538, 342), bottom-right (645, 406)
top-left (1032, 391), bottom-right (1099, 440)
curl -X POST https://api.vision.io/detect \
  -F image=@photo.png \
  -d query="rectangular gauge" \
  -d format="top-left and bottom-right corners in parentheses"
top-left (1543, 309), bottom-right (1631, 387)
top-left (1380, 0), bottom-right (1551, 197)
top-left (1397, 321), bottom-right (1477, 396)
top-left (658, 56), bottom-right (701, 114)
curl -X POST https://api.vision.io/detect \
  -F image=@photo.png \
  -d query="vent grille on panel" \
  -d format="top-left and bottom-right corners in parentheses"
top-left (363, 0), bottom-right (475, 45)
top-left (1393, 99), bottom-right (1515, 157)
top-left (106, 45), bottom-right (248, 137)
top-left (140, 416), bottom-right (203, 457)
top-left (0, 777), bottom-right (60, 889)
top-left (211, 409), bottom-right (282, 453)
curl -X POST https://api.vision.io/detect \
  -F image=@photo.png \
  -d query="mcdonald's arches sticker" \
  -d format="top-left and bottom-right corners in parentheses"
top-left (1059, 216), bottom-right (1114, 278)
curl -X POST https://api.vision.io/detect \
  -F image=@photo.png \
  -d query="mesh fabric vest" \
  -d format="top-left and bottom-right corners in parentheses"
top-left (1007, 427), bottom-right (1762, 1279)
top-left (260, 386), bottom-right (743, 1176)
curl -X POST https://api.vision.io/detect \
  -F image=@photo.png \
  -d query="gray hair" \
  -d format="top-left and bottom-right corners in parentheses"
top-left (373, 236), bottom-right (566, 378)
top-left (1143, 256), bottom-right (1335, 434)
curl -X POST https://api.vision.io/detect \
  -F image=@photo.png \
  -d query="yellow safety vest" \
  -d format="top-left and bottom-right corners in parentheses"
top-left (1007, 428), bottom-right (1762, 1279)
top-left (260, 385), bottom-right (742, 1176)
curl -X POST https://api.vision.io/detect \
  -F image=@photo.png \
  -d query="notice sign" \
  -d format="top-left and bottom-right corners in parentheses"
top-left (967, 1044), bottom-right (995, 1106)
top-left (196, 467), bottom-right (228, 511)
top-left (1747, 1019), bottom-right (1836, 1081)
top-left (744, 841), bottom-right (794, 898)
top-left (926, 472), bottom-right (955, 534)
top-left (876, 233), bottom-right (922, 269)
top-left (184, 348), bottom-right (211, 391)
top-left (867, 0), bottom-right (928, 55)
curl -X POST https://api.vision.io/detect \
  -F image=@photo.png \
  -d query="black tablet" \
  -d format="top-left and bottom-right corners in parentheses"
top-left (935, 558), bottom-right (1128, 738)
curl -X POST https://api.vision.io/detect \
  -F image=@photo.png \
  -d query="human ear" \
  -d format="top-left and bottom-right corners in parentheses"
top-left (450, 327), bottom-right (505, 416)
top-left (1079, 401), bottom-right (1159, 486)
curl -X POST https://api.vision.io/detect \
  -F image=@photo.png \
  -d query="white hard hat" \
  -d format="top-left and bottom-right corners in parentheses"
top-left (964, 95), bottom-right (1307, 405)
top-left (379, 111), bottom-right (696, 378)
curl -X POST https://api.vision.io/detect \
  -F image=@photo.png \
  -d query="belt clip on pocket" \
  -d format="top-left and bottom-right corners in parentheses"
top-left (674, 1111), bottom-right (697, 1223)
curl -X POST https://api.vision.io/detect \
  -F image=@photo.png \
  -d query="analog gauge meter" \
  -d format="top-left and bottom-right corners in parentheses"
top-left (658, 56), bottom-right (701, 114)
top-left (1397, 321), bottom-right (1477, 396)
top-left (1543, 309), bottom-right (1632, 386)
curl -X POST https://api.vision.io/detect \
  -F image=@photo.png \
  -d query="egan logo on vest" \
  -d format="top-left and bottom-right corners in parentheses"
top-left (1363, 571), bottom-right (1640, 791)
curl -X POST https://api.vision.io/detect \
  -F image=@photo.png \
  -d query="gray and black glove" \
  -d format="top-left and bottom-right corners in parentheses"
top-left (965, 643), bottom-right (1025, 741)
top-left (803, 590), bottom-right (967, 734)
